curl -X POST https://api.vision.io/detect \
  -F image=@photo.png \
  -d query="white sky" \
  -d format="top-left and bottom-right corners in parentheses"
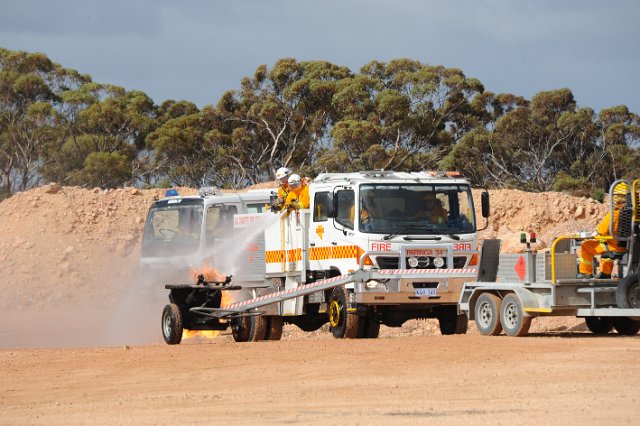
top-left (2, 0), bottom-right (639, 113)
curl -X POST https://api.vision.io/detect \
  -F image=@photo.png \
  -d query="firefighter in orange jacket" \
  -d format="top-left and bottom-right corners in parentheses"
top-left (578, 183), bottom-right (629, 279)
top-left (284, 174), bottom-right (310, 210)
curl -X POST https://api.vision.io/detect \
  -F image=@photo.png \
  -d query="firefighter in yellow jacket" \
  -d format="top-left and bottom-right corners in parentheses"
top-left (578, 183), bottom-right (629, 279)
top-left (284, 174), bottom-right (310, 210)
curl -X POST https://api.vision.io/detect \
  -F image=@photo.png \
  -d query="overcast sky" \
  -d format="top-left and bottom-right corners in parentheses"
top-left (2, 0), bottom-right (639, 113)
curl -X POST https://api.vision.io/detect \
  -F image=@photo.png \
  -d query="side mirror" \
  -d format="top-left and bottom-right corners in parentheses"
top-left (481, 191), bottom-right (490, 218)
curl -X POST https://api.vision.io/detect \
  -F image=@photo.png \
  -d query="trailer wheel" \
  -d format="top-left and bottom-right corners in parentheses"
top-left (613, 317), bottom-right (640, 336)
top-left (438, 306), bottom-right (468, 335)
top-left (474, 293), bottom-right (503, 336)
top-left (250, 315), bottom-right (268, 341)
top-left (328, 287), bottom-right (361, 338)
top-left (584, 316), bottom-right (614, 334)
top-left (616, 274), bottom-right (640, 309)
top-left (265, 316), bottom-right (284, 341)
top-left (162, 304), bottom-right (183, 345)
top-left (500, 293), bottom-right (531, 337)
top-left (361, 318), bottom-right (380, 338)
top-left (231, 317), bottom-right (251, 342)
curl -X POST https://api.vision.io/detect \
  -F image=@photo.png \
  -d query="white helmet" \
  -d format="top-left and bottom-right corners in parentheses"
top-left (275, 167), bottom-right (292, 181)
top-left (288, 173), bottom-right (302, 188)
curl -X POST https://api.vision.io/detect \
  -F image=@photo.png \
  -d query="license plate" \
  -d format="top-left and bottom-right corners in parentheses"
top-left (406, 249), bottom-right (447, 257)
top-left (415, 288), bottom-right (437, 297)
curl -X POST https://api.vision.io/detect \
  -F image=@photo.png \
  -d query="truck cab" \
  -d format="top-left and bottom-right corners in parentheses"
top-left (140, 187), bottom-right (273, 282)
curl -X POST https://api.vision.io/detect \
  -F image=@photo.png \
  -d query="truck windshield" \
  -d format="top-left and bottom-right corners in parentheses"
top-left (141, 202), bottom-right (204, 257)
top-left (358, 184), bottom-right (476, 235)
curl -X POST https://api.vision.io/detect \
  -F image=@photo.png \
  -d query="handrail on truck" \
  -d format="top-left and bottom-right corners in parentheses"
top-left (550, 234), bottom-right (617, 284)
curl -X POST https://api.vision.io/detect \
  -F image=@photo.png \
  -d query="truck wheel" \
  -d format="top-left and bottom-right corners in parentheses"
top-left (162, 304), bottom-right (183, 345)
top-left (500, 293), bottom-right (531, 337)
top-left (474, 293), bottom-right (503, 336)
top-left (328, 287), bottom-right (361, 338)
top-left (361, 318), bottom-right (380, 338)
top-left (265, 316), bottom-right (284, 341)
top-left (584, 316), bottom-right (614, 334)
top-left (616, 274), bottom-right (640, 309)
top-left (613, 317), bottom-right (640, 336)
top-left (438, 306), bottom-right (468, 335)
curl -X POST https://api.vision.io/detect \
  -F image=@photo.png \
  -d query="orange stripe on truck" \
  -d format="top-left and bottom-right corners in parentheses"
top-left (265, 245), bottom-right (364, 263)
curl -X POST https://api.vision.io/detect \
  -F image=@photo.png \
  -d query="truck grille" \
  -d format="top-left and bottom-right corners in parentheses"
top-left (376, 256), bottom-right (467, 269)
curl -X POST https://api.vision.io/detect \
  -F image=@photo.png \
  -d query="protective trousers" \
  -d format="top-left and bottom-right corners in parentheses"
top-left (578, 240), bottom-right (616, 275)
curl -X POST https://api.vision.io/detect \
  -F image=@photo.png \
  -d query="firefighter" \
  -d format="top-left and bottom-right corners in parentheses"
top-left (284, 174), bottom-right (310, 210)
top-left (360, 190), bottom-right (381, 231)
top-left (275, 167), bottom-right (292, 199)
top-left (414, 192), bottom-right (448, 224)
top-left (577, 183), bottom-right (629, 279)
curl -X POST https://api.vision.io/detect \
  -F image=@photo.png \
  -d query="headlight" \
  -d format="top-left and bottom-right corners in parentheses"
top-left (407, 257), bottom-right (419, 268)
top-left (364, 280), bottom-right (387, 291)
top-left (432, 257), bottom-right (445, 268)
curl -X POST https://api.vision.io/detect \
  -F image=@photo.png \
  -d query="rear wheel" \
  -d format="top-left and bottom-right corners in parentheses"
top-left (584, 316), bottom-right (614, 334)
top-left (500, 293), bottom-right (531, 337)
top-left (438, 306), bottom-right (468, 335)
top-left (232, 315), bottom-right (267, 342)
top-left (613, 317), bottom-right (640, 336)
top-left (162, 304), bottom-right (183, 345)
top-left (474, 293), bottom-right (503, 336)
top-left (616, 274), bottom-right (640, 309)
top-left (328, 287), bottom-right (361, 338)
top-left (360, 318), bottom-right (381, 338)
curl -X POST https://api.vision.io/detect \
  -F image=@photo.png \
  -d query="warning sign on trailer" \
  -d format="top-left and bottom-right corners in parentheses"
top-left (515, 255), bottom-right (526, 281)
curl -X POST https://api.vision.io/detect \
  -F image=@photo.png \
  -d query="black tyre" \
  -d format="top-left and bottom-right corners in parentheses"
top-left (616, 274), bottom-right (640, 309)
top-left (162, 303), bottom-right (183, 345)
top-left (438, 306), bottom-right (468, 335)
top-left (584, 316), bottom-right (614, 334)
top-left (613, 317), bottom-right (640, 336)
top-left (265, 316), bottom-right (284, 341)
top-left (474, 293), bottom-right (503, 336)
top-left (361, 318), bottom-right (381, 339)
top-left (231, 315), bottom-right (268, 342)
top-left (500, 293), bottom-right (532, 337)
top-left (328, 287), bottom-right (361, 338)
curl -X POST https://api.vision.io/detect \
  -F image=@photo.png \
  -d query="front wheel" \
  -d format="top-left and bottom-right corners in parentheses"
top-left (438, 306), bottom-right (468, 335)
top-left (500, 293), bottom-right (531, 337)
top-left (328, 287), bottom-right (361, 338)
top-left (162, 304), bottom-right (183, 345)
top-left (474, 293), bottom-right (503, 336)
top-left (585, 316), bottom-right (614, 334)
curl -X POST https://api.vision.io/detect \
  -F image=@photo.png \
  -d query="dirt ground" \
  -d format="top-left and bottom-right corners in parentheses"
top-left (1, 334), bottom-right (639, 425)
top-left (1, 183), bottom-right (638, 424)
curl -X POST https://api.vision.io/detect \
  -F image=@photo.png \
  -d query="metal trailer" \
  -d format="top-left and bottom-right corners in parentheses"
top-left (459, 179), bottom-right (640, 337)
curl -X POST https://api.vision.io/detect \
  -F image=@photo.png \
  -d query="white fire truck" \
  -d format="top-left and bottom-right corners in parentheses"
top-left (140, 187), bottom-right (273, 283)
top-left (161, 171), bottom-right (491, 344)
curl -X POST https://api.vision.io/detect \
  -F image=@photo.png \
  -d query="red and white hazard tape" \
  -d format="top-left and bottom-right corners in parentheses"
top-left (226, 274), bottom-right (349, 310)
top-left (377, 268), bottom-right (478, 275)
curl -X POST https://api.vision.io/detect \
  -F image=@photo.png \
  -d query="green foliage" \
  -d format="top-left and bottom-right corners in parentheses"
top-left (2, 46), bottom-right (640, 194)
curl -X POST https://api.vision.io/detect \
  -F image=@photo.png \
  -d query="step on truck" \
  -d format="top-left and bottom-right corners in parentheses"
top-left (460, 179), bottom-right (640, 337)
top-left (161, 171), bottom-right (491, 344)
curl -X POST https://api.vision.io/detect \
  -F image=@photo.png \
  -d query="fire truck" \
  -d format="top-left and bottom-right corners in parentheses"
top-left (140, 187), bottom-right (273, 283)
top-left (161, 171), bottom-right (491, 344)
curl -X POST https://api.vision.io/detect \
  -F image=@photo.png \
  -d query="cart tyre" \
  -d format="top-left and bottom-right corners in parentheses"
top-left (328, 287), bottom-right (361, 338)
top-left (249, 315), bottom-right (269, 341)
top-left (616, 274), bottom-right (640, 309)
top-left (584, 316), bottom-right (614, 334)
top-left (612, 317), bottom-right (640, 336)
top-left (231, 317), bottom-right (252, 342)
top-left (474, 293), bottom-right (503, 336)
top-left (162, 303), bottom-right (183, 345)
top-left (438, 306), bottom-right (468, 335)
top-left (500, 293), bottom-right (531, 337)
top-left (265, 316), bottom-right (284, 341)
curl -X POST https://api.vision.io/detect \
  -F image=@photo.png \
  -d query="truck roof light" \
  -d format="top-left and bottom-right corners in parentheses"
top-left (199, 186), bottom-right (219, 196)
top-left (165, 189), bottom-right (179, 197)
